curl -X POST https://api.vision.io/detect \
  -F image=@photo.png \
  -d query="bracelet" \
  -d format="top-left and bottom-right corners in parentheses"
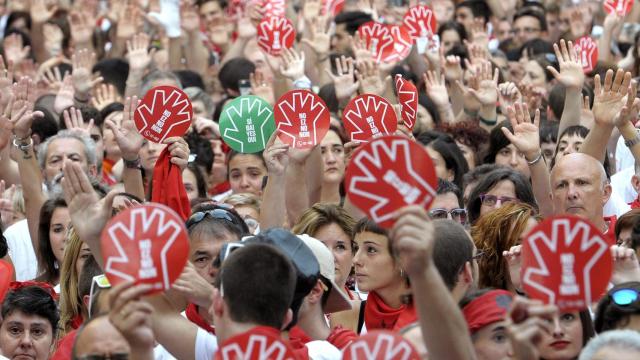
top-left (13, 131), bottom-right (31, 142)
top-left (479, 115), bottom-right (497, 126)
top-left (464, 108), bottom-right (479, 117)
top-left (526, 151), bottom-right (543, 166)
top-left (624, 129), bottom-right (640, 148)
top-left (12, 136), bottom-right (33, 151)
top-left (123, 156), bottom-right (142, 170)
top-left (74, 93), bottom-right (89, 103)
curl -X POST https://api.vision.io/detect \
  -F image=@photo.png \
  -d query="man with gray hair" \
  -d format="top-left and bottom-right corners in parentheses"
top-left (578, 330), bottom-right (640, 360)
top-left (550, 153), bottom-right (613, 236)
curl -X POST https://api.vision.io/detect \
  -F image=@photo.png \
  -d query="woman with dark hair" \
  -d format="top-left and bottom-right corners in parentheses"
top-left (223, 151), bottom-right (268, 198)
top-left (414, 93), bottom-right (441, 133)
top-left (594, 281), bottom-right (640, 333)
top-left (36, 197), bottom-right (69, 286)
top-left (439, 121), bottom-right (490, 170)
top-left (353, 218), bottom-right (414, 334)
top-left (0, 283), bottom-right (59, 360)
top-left (536, 310), bottom-right (595, 359)
top-left (484, 120), bottom-right (530, 178)
top-left (437, 21), bottom-right (467, 55)
top-left (183, 163), bottom-right (208, 201)
top-left (466, 168), bottom-right (537, 225)
top-left (416, 131), bottom-right (469, 189)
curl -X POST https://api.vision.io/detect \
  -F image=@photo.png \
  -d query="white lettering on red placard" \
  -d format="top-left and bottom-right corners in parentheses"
top-left (349, 138), bottom-right (436, 224)
top-left (219, 335), bottom-right (291, 360)
top-left (358, 22), bottom-right (394, 63)
top-left (395, 75), bottom-right (417, 130)
top-left (343, 95), bottom-right (396, 142)
top-left (522, 217), bottom-right (612, 309)
top-left (573, 36), bottom-right (598, 73)
top-left (275, 90), bottom-right (330, 148)
top-left (136, 88), bottom-right (192, 143)
top-left (604, 0), bottom-right (633, 16)
top-left (104, 206), bottom-right (184, 290)
top-left (257, 17), bottom-right (295, 55)
top-left (345, 332), bottom-right (416, 360)
top-left (403, 5), bottom-right (438, 40)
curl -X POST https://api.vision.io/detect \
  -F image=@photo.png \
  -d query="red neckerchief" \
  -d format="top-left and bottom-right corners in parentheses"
top-left (185, 303), bottom-right (215, 334)
top-left (70, 314), bottom-right (83, 329)
top-left (344, 285), bottom-right (355, 300)
top-left (630, 198), bottom-right (640, 209)
top-left (51, 329), bottom-right (77, 360)
top-left (326, 326), bottom-right (358, 350)
top-left (151, 148), bottom-right (191, 221)
top-left (604, 215), bottom-right (617, 245)
top-left (364, 291), bottom-right (417, 332)
top-left (209, 181), bottom-right (231, 196)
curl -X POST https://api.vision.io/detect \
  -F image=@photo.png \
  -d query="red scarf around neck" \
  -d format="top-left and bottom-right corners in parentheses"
top-left (364, 291), bottom-right (417, 332)
top-left (151, 147), bottom-right (191, 221)
top-left (185, 303), bottom-right (215, 334)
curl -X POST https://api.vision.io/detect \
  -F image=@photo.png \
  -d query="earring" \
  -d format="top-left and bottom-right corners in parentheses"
top-left (399, 268), bottom-right (405, 278)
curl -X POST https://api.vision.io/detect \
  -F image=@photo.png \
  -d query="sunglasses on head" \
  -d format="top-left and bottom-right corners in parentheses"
top-left (428, 208), bottom-right (467, 224)
top-left (610, 287), bottom-right (640, 308)
top-left (186, 207), bottom-right (243, 229)
top-left (88, 274), bottom-right (111, 318)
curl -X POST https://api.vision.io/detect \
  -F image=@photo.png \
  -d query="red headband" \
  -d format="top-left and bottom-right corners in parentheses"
top-left (463, 290), bottom-right (513, 334)
top-left (9, 281), bottom-right (59, 301)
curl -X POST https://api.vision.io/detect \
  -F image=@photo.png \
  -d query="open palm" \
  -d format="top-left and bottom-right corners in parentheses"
top-left (502, 103), bottom-right (540, 157)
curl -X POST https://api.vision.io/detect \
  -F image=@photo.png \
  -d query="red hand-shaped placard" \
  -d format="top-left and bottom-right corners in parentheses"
top-left (345, 135), bottom-right (438, 228)
top-left (357, 21), bottom-right (395, 63)
top-left (101, 203), bottom-right (190, 294)
top-left (385, 25), bottom-right (413, 63)
top-left (322, 0), bottom-right (345, 16)
top-left (604, 0), bottom-right (633, 16)
top-left (216, 327), bottom-right (297, 360)
top-left (574, 36), bottom-right (598, 74)
top-left (395, 75), bottom-right (418, 131)
top-left (274, 89), bottom-right (331, 149)
top-left (134, 86), bottom-right (193, 143)
top-left (257, 16), bottom-right (296, 55)
top-left (403, 5), bottom-right (438, 40)
top-left (343, 330), bottom-right (421, 360)
top-left (521, 215), bottom-right (613, 311)
top-left (343, 94), bottom-right (397, 143)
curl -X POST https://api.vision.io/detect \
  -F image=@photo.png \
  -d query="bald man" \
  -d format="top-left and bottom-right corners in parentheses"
top-left (550, 153), bottom-right (612, 234)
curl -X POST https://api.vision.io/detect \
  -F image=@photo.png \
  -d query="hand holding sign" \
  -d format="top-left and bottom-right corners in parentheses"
top-left (343, 94), bottom-right (398, 142)
top-left (101, 203), bottom-right (190, 294)
top-left (256, 16), bottom-right (295, 55)
top-left (134, 86), bottom-right (193, 143)
top-left (343, 330), bottom-right (421, 360)
top-left (521, 215), bottom-right (613, 311)
top-left (219, 95), bottom-right (276, 153)
top-left (395, 75), bottom-right (418, 131)
top-left (274, 90), bottom-right (330, 149)
top-left (573, 36), bottom-right (598, 74)
top-left (345, 135), bottom-right (437, 228)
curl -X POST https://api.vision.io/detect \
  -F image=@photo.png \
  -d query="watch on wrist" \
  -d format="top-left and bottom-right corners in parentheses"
top-left (123, 156), bottom-right (142, 169)
top-left (624, 129), bottom-right (640, 148)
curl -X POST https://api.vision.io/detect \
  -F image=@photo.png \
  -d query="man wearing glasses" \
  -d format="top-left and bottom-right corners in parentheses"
top-left (512, 7), bottom-right (547, 50)
top-left (428, 179), bottom-right (468, 227)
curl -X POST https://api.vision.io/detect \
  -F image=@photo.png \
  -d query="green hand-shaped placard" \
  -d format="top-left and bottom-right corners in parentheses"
top-left (219, 95), bottom-right (276, 153)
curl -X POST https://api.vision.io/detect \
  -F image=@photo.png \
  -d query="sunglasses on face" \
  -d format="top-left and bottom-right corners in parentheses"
top-left (428, 208), bottom-right (467, 224)
top-left (77, 354), bottom-right (128, 360)
top-left (610, 287), bottom-right (640, 307)
top-left (479, 194), bottom-right (519, 207)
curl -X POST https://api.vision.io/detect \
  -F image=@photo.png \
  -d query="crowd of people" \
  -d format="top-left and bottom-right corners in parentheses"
top-left (1, 0), bottom-right (640, 359)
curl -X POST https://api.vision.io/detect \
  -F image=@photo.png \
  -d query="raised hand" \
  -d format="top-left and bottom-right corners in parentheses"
top-left (503, 245), bottom-right (523, 291)
top-left (0, 55), bottom-right (14, 111)
top-left (263, 130), bottom-right (290, 176)
top-left (467, 61), bottom-right (499, 106)
top-left (0, 95), bottom-right (15, 149)
top-left (42, 23), bottom-right (64, 57)
top-left (441, 54), bottom-right (463, 83)
top-left (3, 34), bottom-right (30, 66)
top-left (569, 7), bottom-right (588, 39)
top-left (301, 17), bottom-right (331, 59)
top-left (502, 102), bottom-right (541, 161)
top-left (172, 262), bottom-right (215, 308)
top-left (498, 82), bottom-right (522, 114)
top-left (63, 107), bottom-right (94, 138)
top-left (54, 74), bottom-right (75, 114)
top-left (614, 81), bottom-right (640, 128)
top-left (325, 56), bottom-right (359, 102)
top-left (302, 0), bottom-right (322, 23)
top-left (107, 281), bottom-right (155, 352)
top-left (389, 205), bottom-right (435, 276)
top-left (469, 18), bottom-right (489, 48)
top-left (610, 245), bottom-right (640, 284)
top-left (163, 136), bottom-right (190, 171)
top-left (92, 84), bottom-right (122, 111)
top-left (546, 39), bottom-right (584, 90)
top-left (72, 49), bottom-right (103, 95)
top-left (41, 63), bottom-right (66, 93)
top-left (506, 297), bottom-right (557, 360)
top-left (30, 0), bottom-right (58, 24)
top-left (126, 33), bottom-right (156, 72)
top-left (423, 70), bottom-right (449, 107)
top-left (69, 10), bottom-right (95, 46)
top-left (180, 0), bottom-right (201, 34)
top-left (278, 47), bottom-right (305, 81)
top-left (104, 96), bottom-right (144, 162)
top-left (356, 60), bottom-right (386, 96)
top-left (116, 4), bottom-right (143, 40)
top-left (351, 34), bottom-right (373, 63)
top-left (250, 70), bottom-right (275, 105)
top-left (592, 69), bottom-right (632, 127)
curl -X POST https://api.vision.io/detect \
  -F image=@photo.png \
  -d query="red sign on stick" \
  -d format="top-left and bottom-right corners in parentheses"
top-left (574, 36), bottom-right (598, 73)
top-left (521, 215), bottom-right (613, 311)
top-left (257, 16), bottom-right (296, 55)
top-left (274, 89), bottom-right (331, 149)
top-left (345, 135), bottom-right (438, 228)
top-left (343, 94), bottom-right (398, 143)
top-left (403, 5), bottom-right (438, 40)
top-left (134, 86), bottom-right (193, 143)
top-left (395, 75), bottom-right (418, 131)
top-left (357, 21), bottom-right (395, 63)
top-left (101, 203), bottom-right (190, 294)
top-left (215, 327), bottom-right (297, 360)
top-left (343, 331), bottom-right (421, 360)
top-left (604, 0), bottom-right (633, 16)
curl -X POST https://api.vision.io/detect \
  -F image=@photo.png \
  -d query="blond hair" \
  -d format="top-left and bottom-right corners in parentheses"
top-left (58, 227), bottom-right (85, 337)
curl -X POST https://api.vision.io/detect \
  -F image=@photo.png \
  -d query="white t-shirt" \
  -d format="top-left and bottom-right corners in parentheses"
top-left (611, 166), bottom-right (637, 204)
top-left (604, 188), bottom-right (632, 218)
top-left (4, 219), bottom-right (37, 281)
top-left (616, 136), bottom-right (635, 173)
top-left (195, 328), bottom-right (219, 360)
top-left (306, 340), bottom-right (342, 360)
